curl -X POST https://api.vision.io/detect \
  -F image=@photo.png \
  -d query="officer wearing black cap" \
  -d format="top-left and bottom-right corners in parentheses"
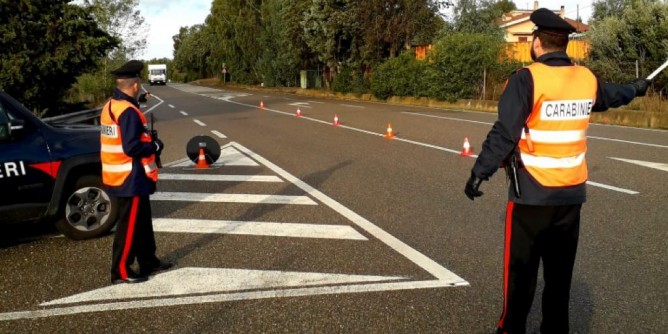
top-left (464, 8), bottom-right (649, 334)
top-left (101, 60), bottom-right (172, 284)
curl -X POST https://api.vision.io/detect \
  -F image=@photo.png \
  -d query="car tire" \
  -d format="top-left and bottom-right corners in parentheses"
top-left (55, 175), bottom-right (118, 240)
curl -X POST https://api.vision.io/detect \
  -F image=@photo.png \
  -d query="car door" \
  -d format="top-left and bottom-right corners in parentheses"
top-left (0, 95), bottom-right (54, 223)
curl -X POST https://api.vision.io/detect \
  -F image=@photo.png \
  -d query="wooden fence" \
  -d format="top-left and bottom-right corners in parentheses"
top-left (415, 40), bottom-right (590, 62)
top-left (504, 40), bottom-right (590, 62)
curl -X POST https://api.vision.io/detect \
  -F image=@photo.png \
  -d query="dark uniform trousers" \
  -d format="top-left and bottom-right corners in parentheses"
top-left (498, 202), bottom-right (581, 334)
top-left (110, 195), bottom-right (158, 281)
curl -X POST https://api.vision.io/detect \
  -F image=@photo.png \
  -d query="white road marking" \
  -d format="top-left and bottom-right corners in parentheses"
top-left (609, 157), bottom-right (668, 172)
top-left (216, 146), bottom-right (259, 166)
top-left (168, 104), bottom-right (175, 108)
top-left (211, 130), bottom-right (227, 138)
top-left (307, 100), bottom-right (325, 104)
top-left (404, 112), bottom-right (668, 149)
top-left (171, 146), bottom-right (260, 167)
top-left (193, 119), bottom-right (206, 126)
top-left (0, 139), bottom-right (468, 321)
top-left (586, 181), bottom-right (639, 195)
top-left (394, 137), bottom-right (475, 157)
top-left (179, 111), bottom-right (188, 116)
top-left (341, 104), bottom-right (364, 109)
top-left (159, 173), bottom-right (282, 183)
top-left (151, 218), bottom-right (368, 240)
top-left (403, 112), bottom-right (493, 125)
top-left (590, 122), bottom-right (668, 133)
top-left (0, 280), bottom-right (459, 321)
top-left (140, 88), bottom-right (164, 115)
top-left (588, 136), bottom-right (668, 149)
top-left (41, 268), bottom-right (401, 306)
top-left (288, 102), bottom-right (312, 108)
top-left (232, 142), bottom-right (465, 283)
top-left (152, 192), bottom-right (318, 205)
top-left (197, 92), bottom-right (646, 196)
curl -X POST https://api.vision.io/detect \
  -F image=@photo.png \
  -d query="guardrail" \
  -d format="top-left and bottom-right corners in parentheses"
top-left (42, 107), bottom-right (102, 125)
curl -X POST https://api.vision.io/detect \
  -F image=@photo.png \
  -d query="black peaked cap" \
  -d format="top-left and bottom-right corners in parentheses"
top-left (531, 8), bottom-right (576, 34)
top-left (111, 60), bottom-right (144, 78)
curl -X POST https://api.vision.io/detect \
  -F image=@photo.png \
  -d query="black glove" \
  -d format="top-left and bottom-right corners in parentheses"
top-left (138, 92), bottom-right (150, 103)
top-left (630, 78), bottom-right (650, 97)
top-left (464, 172), bottom-right (484, 201)
top-left (154, 138), bottom-right (164, 154)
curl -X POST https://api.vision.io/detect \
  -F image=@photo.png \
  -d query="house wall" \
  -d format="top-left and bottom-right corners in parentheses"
top-left (504, 20), bottom-right (535, 42)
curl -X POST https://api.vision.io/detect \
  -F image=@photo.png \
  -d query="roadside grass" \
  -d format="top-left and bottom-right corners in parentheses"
top-left (193, 78), bottom-right (668, 130)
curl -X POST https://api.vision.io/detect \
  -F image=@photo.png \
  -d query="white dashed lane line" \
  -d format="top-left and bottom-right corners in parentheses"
top-left (180, 111), bottom-right (188, 116)
top-left (193, 119), bottom-right (206, 126)
top-left (211, 130), bottom-right (227, 138)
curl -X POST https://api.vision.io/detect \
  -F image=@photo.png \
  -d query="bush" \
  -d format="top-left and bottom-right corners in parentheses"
top-left (332, 67), bottom-right (369, 95)
top-left (370, 52), bottom-right (429, 100)
top-left (426, 32), bottom-right (504, 102)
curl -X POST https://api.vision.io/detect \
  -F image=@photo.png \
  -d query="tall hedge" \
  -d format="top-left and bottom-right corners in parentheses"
top-left (425, 32), bottom-right (504, 102)
top-left (370, 52), bottom-right (429, 100)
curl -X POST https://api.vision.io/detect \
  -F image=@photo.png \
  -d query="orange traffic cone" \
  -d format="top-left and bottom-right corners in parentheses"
top-left (296, 108), bottom-right (302, 117)
top-left (384, 123), bottom-right (395, 139)
top-left (260, 100), bottom-right (265, 109)
top-left (333, 114), bottom-right (340, 126)
top-left (461, 137), bottom-right (473, 156)
top-left (196, 148), bottom-right (209, 168)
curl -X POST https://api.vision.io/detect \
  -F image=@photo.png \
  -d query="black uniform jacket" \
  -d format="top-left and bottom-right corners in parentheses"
top-left (472, 51), bottom-right (637, 206)
top-left (106, 89), bottom-right (158, 197)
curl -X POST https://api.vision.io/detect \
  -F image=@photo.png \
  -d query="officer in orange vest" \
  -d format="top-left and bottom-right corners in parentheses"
top-left (101, 60), bottom-right (172, 284)
top-left (464, 9), bottom-right (649, 334)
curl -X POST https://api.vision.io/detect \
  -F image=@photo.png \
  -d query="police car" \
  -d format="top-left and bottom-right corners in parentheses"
top-left (0, 91), bottom-right (118, 240)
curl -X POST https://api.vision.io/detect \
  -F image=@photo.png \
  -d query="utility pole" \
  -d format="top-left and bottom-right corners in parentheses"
top-left (482, 68), bottom-right (487, 100)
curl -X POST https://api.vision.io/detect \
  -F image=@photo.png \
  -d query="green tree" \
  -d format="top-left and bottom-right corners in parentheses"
top-left (173, 24), bottom-right (214, 82)
top-left (301, 0), bottom-right (362, 84)
top-left (587, 0), bottom-right (668, 87)
top-left (82, 0), bottom-right (148, 60)
top-left (256, 0), bottom-right (301, 87)
top-left (592, 0), bottom-right (629, 21)
top-left (357, 0), bottom-right (444, 64)
top-left (206, 0), bottom-right (264, 84)
top-left (71, 0), bottom-right (148, 106)
top-left (449, 0), bottom-right (506, 36)
top-left (282, 0), bottom-right (319, 71)
top-left (0, 0), bottom-right (117, 114)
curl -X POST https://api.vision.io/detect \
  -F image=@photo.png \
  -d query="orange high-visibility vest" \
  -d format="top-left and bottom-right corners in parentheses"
top-left (518, 63), bottom-right (597, 187)
top-left (100, 99), bottom-right (158, 186)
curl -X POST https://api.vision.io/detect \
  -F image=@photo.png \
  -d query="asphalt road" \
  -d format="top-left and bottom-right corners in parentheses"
top-left (1, 83), bottom-right (666, 333)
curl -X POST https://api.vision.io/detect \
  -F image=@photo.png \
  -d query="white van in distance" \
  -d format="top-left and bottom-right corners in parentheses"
top-left (148, 64), bottom-right (167, 85)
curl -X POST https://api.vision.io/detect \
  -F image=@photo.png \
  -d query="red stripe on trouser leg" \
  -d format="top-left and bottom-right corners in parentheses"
top-left (498, 201), bottom-right (514, 329)
top-left (119, 196), bottom-right (140, 279)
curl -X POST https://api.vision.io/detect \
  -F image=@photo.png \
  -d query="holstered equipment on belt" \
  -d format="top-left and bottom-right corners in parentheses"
top-left (504, 153), bottom-right (522, 198)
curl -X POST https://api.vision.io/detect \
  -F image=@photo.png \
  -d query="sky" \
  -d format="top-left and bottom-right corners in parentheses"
top-left (138, 0), bottom-right (212, 60)
top-left (137, 0), bottom-right (595, 60)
